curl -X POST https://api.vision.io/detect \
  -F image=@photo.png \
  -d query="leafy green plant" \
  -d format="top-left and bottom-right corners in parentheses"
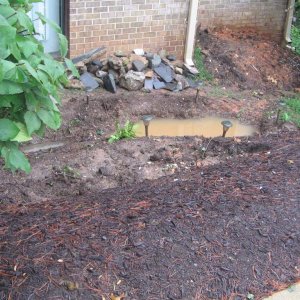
top-left (193, 47), bottom-right (213, 81)
top-left (291, 25), bottom-right (300, 55)
top-left (108, 120), bottom-right (138, 143)
top-left (0, 0), bottom-right (78, 173)
top-left (279, 97), bottom-right (300, 127)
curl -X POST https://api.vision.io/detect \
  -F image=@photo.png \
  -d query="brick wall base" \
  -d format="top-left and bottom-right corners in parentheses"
top-left (69, 0), bottom-right (288, 58)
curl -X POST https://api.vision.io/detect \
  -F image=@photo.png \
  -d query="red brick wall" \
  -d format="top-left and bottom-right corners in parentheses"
top-left (69, 0), bottom-right (288, 58)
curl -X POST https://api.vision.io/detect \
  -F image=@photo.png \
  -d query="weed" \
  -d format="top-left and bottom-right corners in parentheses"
top-left (291, 25), bottom-right (300, 55)
top-left (108, 120), bottom-right (138, 143)
top-left (193, 47), bottom-right (213, 81)
top-left (279, 97), bottom-right (300, 127)
top-left (69, 118), bottom-right (81, 127)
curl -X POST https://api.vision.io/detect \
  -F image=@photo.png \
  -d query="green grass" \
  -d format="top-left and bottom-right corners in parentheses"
top-left (280, 97), bottom-right (300, 127)
top-left (291, 25), bottom-right (300, 55)
top-left (193, 47), bottom-right (213, 81)
top-left (108, 120), bottom-right (138, 143)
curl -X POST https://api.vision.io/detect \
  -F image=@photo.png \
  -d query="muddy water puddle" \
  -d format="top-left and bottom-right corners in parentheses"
top-left (135, 117), bottom-right (256, 138)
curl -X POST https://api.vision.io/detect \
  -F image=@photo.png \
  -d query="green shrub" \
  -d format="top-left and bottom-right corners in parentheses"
top-left (193, 47), bottom-right (213, 81)
top-left (0, 0), bottom-right (78, 173)
top-left (291, 25), bottom-right (300, 55)
top-left (280, 97), bottom-right (300, 128)
top-left (108, 121), bottom-right (138, 143)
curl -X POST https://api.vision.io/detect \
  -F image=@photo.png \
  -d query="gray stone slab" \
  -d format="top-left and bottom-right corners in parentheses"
top-left (132, 60), bottom-right (146, 72)
top-left (103, 74), bottom-right (117, 93)
top-left (153, 77), bottom-right (166, 89)
top-left (144, 78), bottom-right (154, 90)
top-left (80, 72), bottom-right (99, 91)
top-left (154, 63), bottom-right (174, 83)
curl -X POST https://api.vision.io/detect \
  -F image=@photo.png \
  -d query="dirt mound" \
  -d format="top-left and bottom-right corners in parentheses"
top-left (1, 133), bottom-right (299, 300)
top-left (199, 28), bottom-right (300, 91)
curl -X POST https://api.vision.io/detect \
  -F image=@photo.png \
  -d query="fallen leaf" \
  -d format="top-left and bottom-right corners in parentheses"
top-left (110, 293), bottom-right (125, 300)
top-left (60, 280), bottom-right (79, 291)
top-left (287, 160), bottom-right (294, 164)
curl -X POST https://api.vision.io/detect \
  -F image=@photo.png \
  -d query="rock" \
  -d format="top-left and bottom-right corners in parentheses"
top-left (175, 67), bottom-right (183, 75)
top-left (114, 50), bottom-right (126, 57)
top-left (154, 64), bottom-right (174, 83)
top-left (201, 49), bottom-right (210, 56)
top-left (174, 74), bottom-right (190, 89)
top-left (132, 60), bottom-right (146, 72)
top-left (153, 77), bottom-right (166, 89)
top-left (72, 47), bottom-right (106, 65)
top-left (164, 82), bottom-right (178, 91)
top-left (93, 77), bottom-right (104, 86)
top-left (96, 70), bottom-right (108, 79)
top-left (144, 78), bottom-right (153, 91)
top-left (166, 54), bottom-right (176, 61)
top-left (186, 78), bottom-right (204, 88)
top-left (103, 74), bottom-right (117, 93)
top-left (80, 72), bottom-right (99, 91)
top-left (87, 63), bottom-right (99, 74)
top-left (148, 54), bottom-right (161, 69)
top-left (133, 48), bottom-right (144, 56)
top-left (91, 60), bottom-right (104, 68)
top-left (145, 70), bottom-right (154, 78)
top-left (108, 69), bottom-right (119, 84)
top-left (108, 56), bottom-right (123, 70)
top-left (119, 70), bottom-right (145, 91)
top-left (158, 49), bottom-right (167, 59)
top-left (130, 54), bottom-right (148, 67)
top-left (65, 79), bottom-right (84, 90)
top-left (183, 63), bottom-right (199, 76)
top-left (145, 52), bottom-right (154, 60)
top-left (98, 165), bottom-right (114, 176)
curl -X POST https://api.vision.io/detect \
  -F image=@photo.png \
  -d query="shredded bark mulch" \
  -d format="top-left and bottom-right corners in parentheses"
top-left (0, 133), bottom-right (299, 300)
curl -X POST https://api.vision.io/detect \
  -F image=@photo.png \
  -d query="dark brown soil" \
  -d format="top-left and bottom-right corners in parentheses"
top-left (1, 29), bottom-right (300, 300)
top-left (1, 133), bottom-right (299, 300)
top-left (199, 28), bottom-right (300, 91)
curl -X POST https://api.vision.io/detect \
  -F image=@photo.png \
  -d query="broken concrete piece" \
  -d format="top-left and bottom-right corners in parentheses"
top-left (144, 78), bottom-right (154, 91)
top-left (166, 54), bottom-right (176, 61)
top-left (154, 64), bottom-right (174, 83)
top-left (103, 74), bottom-right (117, 93)
top-left (145, 70), bottom-right (154, 78)
top-left (183, 63), bottom-right (199, 76)
top-left (153, 77), bottom-right (166, 89)
top-left (114, 50), bottom-right (126, 57)
top-left (96, 70), bottom-right (108, 79)
top-left (132, 60), bottom-right (146, 72)
top-left (65, 79), bottom-right (84, 90)
top-left (80, 72), bottom-right (99, 91)
top-left (174, 74), bottom-right (190, 89)
top-left (149, 54), bottom-right (161, 69)
top-left (108, 56), bottom-right (123, 70)
top-left (72, 47), bottom-right (106, 65)
top-left (120, 70), bottom-right (145, 91)
top-left (133, 48), bottom-right (144, 56)
top-left (175, 67), bottom-right (183, 75)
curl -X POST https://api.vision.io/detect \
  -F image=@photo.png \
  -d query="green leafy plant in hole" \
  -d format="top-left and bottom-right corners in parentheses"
top-left (193, 47), bottom-right (213, 81)
top-left (108, 120), bottom-right (138, 143)
top-left (0, 0), bottom-right (79, 173)
top-left (279, 97), bottom-right (300, 127)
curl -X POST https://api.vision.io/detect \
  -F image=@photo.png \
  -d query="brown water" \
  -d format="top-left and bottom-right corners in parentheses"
top-left (135, 117), bottom-right (256, 138)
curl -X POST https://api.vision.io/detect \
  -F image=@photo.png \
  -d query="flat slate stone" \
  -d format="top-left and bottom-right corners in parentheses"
top-left (164, 82), bottom-right (179, 91)
top-left (166, 54), bottom-right (176, 61)
top-left (80, 72), bottom-right (99, 92)
top-left (149, 54), bottom-right (161, 69)
top-left (132, 60), bottom-right (146, 72)
top-left (153, 77), bottom-right (166, 89)
top-left (103, 74), bottom-right (117, 93)
top-left (154, 64), bottom-right (174, 83)
top-left (144, 78), bottom-right (154, 90)
top-left (91, 60), bottom-right (103, 68)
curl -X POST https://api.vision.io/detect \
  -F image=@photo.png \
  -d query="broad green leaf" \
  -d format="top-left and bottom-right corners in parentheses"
top-left (58, 33), bottom-right (68, 57)
top-left (20, 59), bottom-right (40, 82)
top-left (0, 95), bottom-right (20, 107)
top-left (0, 118), bottom-right (20, 141)
top-left (37, 108), bottom-right (61, 130)
top-left (25, 91), bottom-right (38, 110)
top-left (0, 6), bottom-right (17, 26)
top-left (0, 59), bottom-right (16, 81)
top-left (0, 80), bottom-right (23, 94)
top-left (17, 11), bottom-right (34, 33)
top-left (24, 111), bottom-right (41, 134)
top-left (65, 58), bottom-right (80, 78)
top-left (16, 36), bottom-right (38, 58)
top-left (36, 12), bottom-right (62, 33)
top-left (11, 122), bottom-right (32, 142)
top-left (0, 0), bottom-right (9, 5)
top-left (8, 146), bottom-right (31, 173)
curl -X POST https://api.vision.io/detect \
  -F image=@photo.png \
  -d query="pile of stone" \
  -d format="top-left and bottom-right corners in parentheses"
top-left (69, 47), bottom-right (202, 93)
